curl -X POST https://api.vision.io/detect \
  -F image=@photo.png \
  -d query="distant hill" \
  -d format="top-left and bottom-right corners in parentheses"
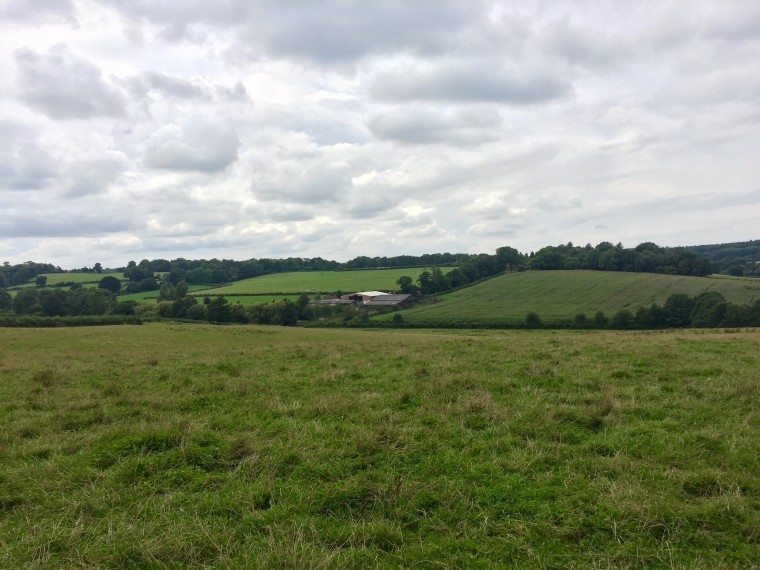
top-left (681, 240), bottom-right (760, 276)
top-left (379, 270), bottom-right (760, 326)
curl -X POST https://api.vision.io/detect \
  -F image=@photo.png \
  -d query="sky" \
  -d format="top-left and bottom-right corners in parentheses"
top-left (1, 1), bottom-right (759, 268)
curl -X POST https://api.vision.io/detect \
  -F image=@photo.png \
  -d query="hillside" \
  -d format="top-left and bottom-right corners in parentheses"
top-left (383, 270), bottom-right (760, 325)
top-left (192, 268), bottom-right (427, 296)
top-left (682, 240), bottom-right (760, 276)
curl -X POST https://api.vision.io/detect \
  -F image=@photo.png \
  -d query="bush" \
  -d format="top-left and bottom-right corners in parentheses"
top-left (525, 311), bottom-right (542, 329)
top-left (98, 276), bottom-right (122, 293)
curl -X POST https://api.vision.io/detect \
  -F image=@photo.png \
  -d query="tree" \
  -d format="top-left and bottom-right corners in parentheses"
top-left (612, 309), bottom-right (634, 329)
top-left (418, 271), bottom-right (434, 294)
top-left (0, 288), bottom-right (13, 312)
top-left (35, 275), bottom-right (47, 288)
top-left (664, 293), bottom-right (695, 328)
top-left (396, 276), bottom-right (417, 295)
top-left (525, 311), bottom-right (542, 329)
top-left (280, 300), bottom-right (300, 326)
top-left (690, 292), bottom-right (727, 328)
top-left (430, 267), bottom-right (449, 293)
top-left (593, 311), bottom-right (608, 328)
top-left (496, 246), bottom-right (522, 271)
top-left (296, 293), bottom-right (310, 318)
top-left (98, 275), bottom-right (121, 293)
top-left (207, 297), bottom-right (231, 324)
top-left (13, 288), bottom-right (40, 314)
top-left (38, 289), bottom-right (66, 316)
top-left (93, 263), bottom-right (103, 274)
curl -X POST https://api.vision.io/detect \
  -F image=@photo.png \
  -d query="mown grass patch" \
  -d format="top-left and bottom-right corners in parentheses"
top-left (0, 324), bottom-right (757, 567)
top-left (196, 268), bottom-right (429, 295)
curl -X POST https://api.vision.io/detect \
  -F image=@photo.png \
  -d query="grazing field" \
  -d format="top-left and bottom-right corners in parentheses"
top-left (40, 272), bottom-right (124, 285)
top-left (385, 270), bottom-right (760, 325)
top-left (194, 268), bottom-right (428, 296)
top-left (0, 324), bottom-right (757, 568)
top-left (117, 285), bottom-right (213, 303)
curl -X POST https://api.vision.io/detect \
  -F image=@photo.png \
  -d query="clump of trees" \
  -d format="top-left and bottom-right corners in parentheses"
top-left (396, 246), bottom-right (522, 295)
top-left (0, 261), bottom-right (60, 288)
top-left (0, 286), bottom-right (136, 318)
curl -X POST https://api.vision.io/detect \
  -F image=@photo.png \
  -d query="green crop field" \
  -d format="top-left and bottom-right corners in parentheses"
top-left (0, 324), bottom-right (757, 567)
top-left (40, 272), bottom-right (124, 285)
top-left (385, 270), bottom-right (760, 325)
top-left (194, 268), bottom-right (428, 296)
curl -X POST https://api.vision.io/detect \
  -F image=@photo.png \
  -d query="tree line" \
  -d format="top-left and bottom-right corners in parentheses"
top-left (523, 292), bottom-right (760, 330)
top-left (682, 240), bottom-right (760, 277)
top-left (2, 241), bottom-right (720, 294)
top-left (526, 242), bottom-right (712, 276)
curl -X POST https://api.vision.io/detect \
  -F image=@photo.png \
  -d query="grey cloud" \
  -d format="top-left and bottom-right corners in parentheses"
top-left (368, 106), bottom-right (502, 145)
top-left (0, 0), bottom-right (77, 25)
top-left (0, 142), bottom-right (58, 190)
top-left (128, 71), bottom-right (206, 99)
top-left (14, 45), bottom-right (126, 119)
top-left (242, 1), bottom-right (480, 63)
top-left (244, 204), bottom-right (314, 223)
top-left (539, 19), bottom-right (633, 69)
top-left (143, 122), bottom-right (240, 172)
top-left (0, 209), bottom-right (136, 238)
top-left (371, 61), bottom-right (572, 104)
top-left (64, 152), bottom-right (129, 197)
top-left (104, 1), bottom-right (484, 63)
top-left (253, 160), bottom-right (352, 205)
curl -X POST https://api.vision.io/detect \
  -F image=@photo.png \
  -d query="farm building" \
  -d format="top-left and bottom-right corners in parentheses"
top-left (311, 291), bottom-right (415, 309)
top-left (340, 291), bottom-right (391, 303)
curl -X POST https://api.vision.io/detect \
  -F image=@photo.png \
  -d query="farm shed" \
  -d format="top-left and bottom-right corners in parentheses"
top-left (363, 294), bottom-right (414, 308)
top-left (340, 291), bottom-right (391, 303)
top-left (311, 291), bottom-right (415, 308)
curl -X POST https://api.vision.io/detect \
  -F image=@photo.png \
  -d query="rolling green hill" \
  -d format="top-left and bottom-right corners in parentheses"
top-left (192, 268), bottom-right (427, 296)
top-left (383, 270), bottom-right (760, 325)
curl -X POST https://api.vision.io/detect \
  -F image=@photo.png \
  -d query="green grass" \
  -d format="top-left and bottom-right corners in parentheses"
top-left (117, 285), bottom-right (212, 303)
top-left (0, 324), bottom-right (757, 567)
top-left (195, 268), bottom-right (429, 295)
top-left (386, 270), bottom-right (760, 325)
top-left (39, 272), bottom-right (124, 285)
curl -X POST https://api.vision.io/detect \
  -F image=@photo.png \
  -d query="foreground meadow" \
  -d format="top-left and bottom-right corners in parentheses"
top-left (0, 324), bottom-right (757, 568)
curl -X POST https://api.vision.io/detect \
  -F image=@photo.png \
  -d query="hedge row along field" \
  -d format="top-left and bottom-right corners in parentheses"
top-left (385, 270), bottom-right (760, 325)
top-left (0, 324), bottom-right (757, 567)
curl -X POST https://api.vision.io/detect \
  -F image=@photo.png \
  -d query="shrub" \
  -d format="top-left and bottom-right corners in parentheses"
top-left (525, 311), bottom-right (542, 329)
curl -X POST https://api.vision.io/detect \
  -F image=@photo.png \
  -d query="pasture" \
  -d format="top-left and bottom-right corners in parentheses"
top-left (39, 272), bottom-right (124, 285)
top-left (386, 270), bottom-right (760, 325)
top-left (194, 268), bottom-right (428, 296)
top-left (0, 324), bottom-right (757, 568)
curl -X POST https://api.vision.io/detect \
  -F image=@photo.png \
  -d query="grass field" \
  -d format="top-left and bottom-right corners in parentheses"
top-left (385, 270), bottom-right (760, 325)
top-left (194, 268), bottom-right (428, 296)
top-left (40, 272), bottom-right (124, 285)
top-left (0, 324), bottom-right (757, 567)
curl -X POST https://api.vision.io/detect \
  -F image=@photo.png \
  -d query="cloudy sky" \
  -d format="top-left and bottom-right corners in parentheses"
top-left (1, 1), bottom-right (758, 268)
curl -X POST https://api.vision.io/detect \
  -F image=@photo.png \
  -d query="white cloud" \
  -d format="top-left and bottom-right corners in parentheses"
top-left (0, 1), bottom-right (759, 267)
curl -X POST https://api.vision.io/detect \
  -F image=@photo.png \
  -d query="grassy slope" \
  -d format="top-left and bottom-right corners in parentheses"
top-left (194, 268), bottom-right (428, 295)
top-left (0, 324), bottom-right (757, 568)
top-left (40, 272), bottom-right (124, 285)
top-left (387, 270), bottom-right (760, 324)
